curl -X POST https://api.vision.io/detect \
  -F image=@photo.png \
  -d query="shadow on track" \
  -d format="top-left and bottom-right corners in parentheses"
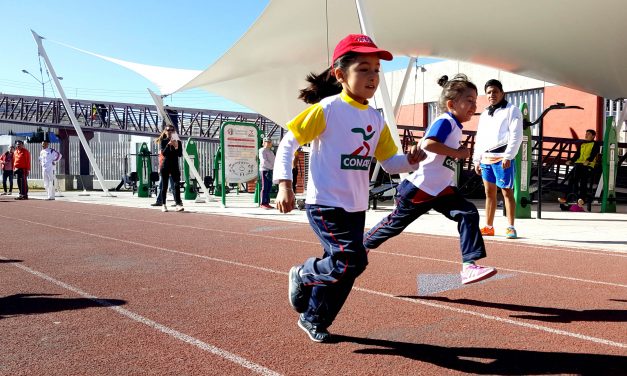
top-left (332, 335), bottom-right (627, 375)
top-left (0, 259), bottom-right (23, 263)
top-left (0, 293), bottom-right (126, 319)
top-left (407, 296), bottom-right (627, 323)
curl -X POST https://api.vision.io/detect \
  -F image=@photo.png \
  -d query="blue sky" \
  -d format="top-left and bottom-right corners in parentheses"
top-left (1, 0), bottom-right (437, 112)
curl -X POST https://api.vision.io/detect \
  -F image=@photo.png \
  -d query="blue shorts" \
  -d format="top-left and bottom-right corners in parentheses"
top-left (481, 161), bottom-right (515, 189)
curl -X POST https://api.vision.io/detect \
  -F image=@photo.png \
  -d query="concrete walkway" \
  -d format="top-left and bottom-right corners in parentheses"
top-left (24, 189), bottom-right (627, 253)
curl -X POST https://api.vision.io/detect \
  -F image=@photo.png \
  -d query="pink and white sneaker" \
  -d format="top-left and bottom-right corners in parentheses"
top-left (461, 263), bottom-right (497, 284)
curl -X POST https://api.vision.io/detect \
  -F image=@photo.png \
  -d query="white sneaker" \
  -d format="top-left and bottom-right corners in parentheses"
top-left (161, 205), bottom-right (168, 212)
top-left (175, 205), bottom-right (184, 212)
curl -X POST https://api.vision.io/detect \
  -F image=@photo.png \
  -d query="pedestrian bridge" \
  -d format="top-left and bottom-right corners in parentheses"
top-left (0, 93), bottom-right (284, 140)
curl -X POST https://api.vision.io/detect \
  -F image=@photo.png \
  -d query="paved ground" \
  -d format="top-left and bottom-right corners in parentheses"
top-left (30, 189), bottom-right (627, 253)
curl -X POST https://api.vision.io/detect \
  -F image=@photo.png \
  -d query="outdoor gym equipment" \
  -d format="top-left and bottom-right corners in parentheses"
top-left (523, 102), bottom-right (583, 219)
top-left (513, 103), bottom-right (532, 218)
top-left (601, 116), bottom-right (619, 213)
top-left (183, 139), bottom-right (200, 200)
top-left (135, 142), bottom-right (153, 198)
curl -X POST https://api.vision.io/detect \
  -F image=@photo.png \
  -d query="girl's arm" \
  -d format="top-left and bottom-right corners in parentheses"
top-left (273, 132), bottom-right (300, 213)
top-left (422, 138), bottom-right (470, 160)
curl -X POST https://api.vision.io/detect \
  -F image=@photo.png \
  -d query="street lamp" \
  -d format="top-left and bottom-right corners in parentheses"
top-left (21, 69), bottom-right (63, 97)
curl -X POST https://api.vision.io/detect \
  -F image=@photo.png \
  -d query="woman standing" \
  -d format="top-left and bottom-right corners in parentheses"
top-left (155, 126), bottom-right (184, 212)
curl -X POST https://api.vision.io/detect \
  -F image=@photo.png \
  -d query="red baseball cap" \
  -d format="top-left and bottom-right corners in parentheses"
top-left (332, 34), bottom-right (393, 65)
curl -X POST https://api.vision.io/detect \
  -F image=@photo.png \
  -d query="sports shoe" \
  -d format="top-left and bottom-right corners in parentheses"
top-left (0, 192), bottom-right (6, 195)
top-left (557, 197), bottom-right (567, 204)
top-left (175, 205), bottom-right (184, 212)
top-left (461, 263), bottom-right (497, 284)
top-left (298, 314), bottom-right (330, 343)
top-left (480, 226), bottom-right (494, 236)
top-left (288, 265), bottom-right (310, 313)
top-left (260, 204), bottom-right (274, 209)
top-left (505, 227), bottom-right (518, 239)
top-left (161, 205), bottom-right (168, 212)
top-left (150, 202), bottom-right (162, 207)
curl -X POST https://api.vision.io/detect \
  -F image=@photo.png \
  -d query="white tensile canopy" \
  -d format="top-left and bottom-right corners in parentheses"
top-left (177, 0), bottom-right (627, 125)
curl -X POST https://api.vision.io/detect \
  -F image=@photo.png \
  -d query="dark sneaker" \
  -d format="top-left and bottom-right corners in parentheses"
top-left (298, 315), bottom-right (330, 343)
top-left (288, 265), bottom-right (310, 313)
top-left (150, 202), bottom-right (162, 207)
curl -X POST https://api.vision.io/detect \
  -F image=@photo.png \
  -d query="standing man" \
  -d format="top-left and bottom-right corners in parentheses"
top-left (39, 141), bottom-right (62, 200)
top-left (13, 140), bottom-right (31, 200)
top-left (258, 137), bottom-right (275, 209)
top-left (0, 146), bottom-right (15, 195)
top-left (473, 79), bottom-right (523, 239)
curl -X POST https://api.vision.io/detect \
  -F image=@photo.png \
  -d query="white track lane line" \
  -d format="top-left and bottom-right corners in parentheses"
top-left (32, 204), bottom-right (627, 256)
top-left (4, 216), bottom-right (626, 350)
top-left (1, 256), bottom-right (282, 376)
top-left (12, 210), bottom-right (627, 289)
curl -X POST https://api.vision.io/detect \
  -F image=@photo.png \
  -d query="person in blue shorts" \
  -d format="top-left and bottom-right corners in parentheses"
top-left (472, 79), bottom-right (523, 239)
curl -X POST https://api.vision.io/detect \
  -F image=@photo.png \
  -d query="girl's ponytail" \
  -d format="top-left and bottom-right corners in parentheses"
top-left (297, 52), bottom-right (360, 104)
top-left (298, 68), bottom-right (341, 104)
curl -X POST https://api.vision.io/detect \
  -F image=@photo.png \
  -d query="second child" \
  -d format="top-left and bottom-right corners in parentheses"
top-left (363, 74), bottom-right (497, 285)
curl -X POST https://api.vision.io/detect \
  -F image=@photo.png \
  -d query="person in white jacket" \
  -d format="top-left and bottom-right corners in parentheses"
top-left (39, 141), bottom-right (62, 200)
top-left (473, 79), bottom-right (523, 239)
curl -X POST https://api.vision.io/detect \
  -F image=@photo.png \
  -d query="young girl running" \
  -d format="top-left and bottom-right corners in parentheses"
top-left (272, 34), bottom-right (424, 343)
top-left (363, 74), bottom-right (497, 286)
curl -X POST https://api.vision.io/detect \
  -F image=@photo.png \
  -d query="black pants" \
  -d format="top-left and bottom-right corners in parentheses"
top-left (2, 170), bottom-right (13, 193)
top-left (160, 167), bottom-right (182, 205)
top-left (15, 168), bottom-right (28, 198)
top-left (571, 164), bottom-right (593, 201)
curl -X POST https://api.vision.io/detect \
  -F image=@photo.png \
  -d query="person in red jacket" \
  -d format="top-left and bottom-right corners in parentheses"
top-left (13, 140), bottom-right (31, 200)
top-left (0, 146), bottom-right (15, 195)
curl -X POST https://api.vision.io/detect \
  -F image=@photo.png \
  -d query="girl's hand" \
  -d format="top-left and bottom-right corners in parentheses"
top-left (455, 146), bottom-right (470, 160)
top-left (275, 181), bottom-right (295, 213)
top-left (407, 142), bottom-right (427, 165)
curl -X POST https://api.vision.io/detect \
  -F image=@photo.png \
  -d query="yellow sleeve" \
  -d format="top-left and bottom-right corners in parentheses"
top-left (286, 103), bottom-right (326, 144)
top-left (374, 124), bottom-right (399, 161)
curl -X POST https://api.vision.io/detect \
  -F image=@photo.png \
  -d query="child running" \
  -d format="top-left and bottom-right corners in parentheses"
top-left (363, 74), bottom-right (497, 286)
top-left (272, 34), bottom-right (425, 343)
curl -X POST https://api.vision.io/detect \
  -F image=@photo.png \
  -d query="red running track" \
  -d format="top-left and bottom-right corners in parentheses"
top-left (1, 199), bottom-right (626, 375)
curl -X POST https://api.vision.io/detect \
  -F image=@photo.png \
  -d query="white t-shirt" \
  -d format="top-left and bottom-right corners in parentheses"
top-left (406, 112), bottom-right (463, 196)
top-left (275, 91), bottom-right (399, 212)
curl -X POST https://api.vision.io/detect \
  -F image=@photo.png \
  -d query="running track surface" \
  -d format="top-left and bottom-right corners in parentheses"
top-left (1, 199), bottom-right (626, 375)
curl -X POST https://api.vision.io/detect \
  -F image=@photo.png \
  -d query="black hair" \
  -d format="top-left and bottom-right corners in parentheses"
top-left (436, 74), bottom-right (478, 113)
top-left (484, 79), bottom-right (503, 92)
top-left (298, 52), bottom-right (361, 104)
top-left (586, 129), bottom-right (596, 136)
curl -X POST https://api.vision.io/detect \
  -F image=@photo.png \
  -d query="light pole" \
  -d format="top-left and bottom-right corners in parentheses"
top-left (21, 69), bottom-right (63, 97)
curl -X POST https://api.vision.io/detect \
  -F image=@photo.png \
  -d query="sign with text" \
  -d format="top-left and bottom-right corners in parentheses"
top-left (221, 122), bottom-right (259, 183)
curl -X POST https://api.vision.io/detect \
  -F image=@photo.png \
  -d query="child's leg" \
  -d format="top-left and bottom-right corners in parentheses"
top-left (433, 190), bottom-right (486, 263)
top-left (300, 206), bottom-right (367, 329)
top-left (364, 180), bottom-right (429, 250)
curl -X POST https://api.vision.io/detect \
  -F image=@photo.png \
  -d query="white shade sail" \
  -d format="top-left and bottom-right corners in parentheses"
top-left (178, 0), bottom-right (627, 125)
top-left (52, 40), bottom-right (202, 95)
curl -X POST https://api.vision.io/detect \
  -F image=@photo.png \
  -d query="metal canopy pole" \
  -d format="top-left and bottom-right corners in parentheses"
top-left (355, 0), bottom-right (408, 181)
top-left (31, 30), bottom-right (112, 197)
top-left (148, 89), bottom-right (212, 203)
top-left (371, 58), bottom-right (417, 184)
